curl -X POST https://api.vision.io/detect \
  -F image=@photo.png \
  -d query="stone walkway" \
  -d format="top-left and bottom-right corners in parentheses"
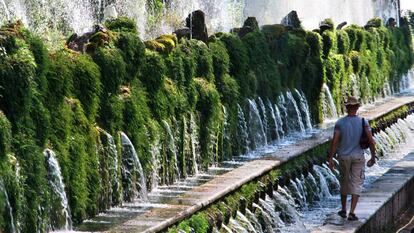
top-left (95, 94), bottom-right (414, 233)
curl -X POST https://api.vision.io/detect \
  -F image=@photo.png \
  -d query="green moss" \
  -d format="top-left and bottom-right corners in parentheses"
top-left (93, 47), bottom-right (127, 95)
top-left (336, 30), bottom-right (350, 54)
top-left (242, 31), bottom-right (281, 99)
top-left (71, 54), bottom-right (102, 121)
top-left (209, 40), bottom-right (230, 81)
top-left (189, 213), bottom-right (210, 233)
top-left (215, 33), bottom-right (252, 98)
top-left (140, 50), bottom-right (166, 93)
top-left (105, 17), bottom-right (138, 33)
top-left (322, 30), bottom-right (336, 58)
top-left (0, 112), bottom-right (11, 156)
top-left (303, 31), bottom-right (325, 122)
top-left (194, 78), bottom-right (222, 167)
top-left (113, 32), bottom-right (145, 81)
top-left (366, 17), bottom-right (383, 28)
top-left (0, 38), bottom-right (37, 127)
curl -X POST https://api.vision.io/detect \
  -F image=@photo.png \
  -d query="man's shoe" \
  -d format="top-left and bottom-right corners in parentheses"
top-left (348, 213), bottom-right (358, 221)
top-left (338, 210), bottom-right (347, 218)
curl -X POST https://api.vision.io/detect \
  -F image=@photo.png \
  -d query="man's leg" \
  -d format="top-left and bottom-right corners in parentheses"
top-left (338, 157), bottom-right (350, 218)
top-left (348, 156), bottom-right (365, 220)
top-left (341, 194), bottom-right (347, 212)
top-left (350, 194), bottom-right (359, 214)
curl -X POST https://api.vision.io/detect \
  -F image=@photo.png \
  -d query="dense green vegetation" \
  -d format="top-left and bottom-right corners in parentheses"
top-left (0, 14), bottom-right (412, 232)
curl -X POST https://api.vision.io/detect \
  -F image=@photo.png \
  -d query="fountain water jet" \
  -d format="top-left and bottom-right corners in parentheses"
top-left (44, 149), bottom-right (72, 231)
top-left (120, 132), bottom-right (148, 201)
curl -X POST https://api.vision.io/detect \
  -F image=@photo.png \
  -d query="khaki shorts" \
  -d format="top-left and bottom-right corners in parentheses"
top-left (338, 155), bottom-right (365, 195)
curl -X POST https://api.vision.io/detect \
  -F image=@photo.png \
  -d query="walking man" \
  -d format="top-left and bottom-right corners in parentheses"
top-left (327, 96), bottom-right (376, 221)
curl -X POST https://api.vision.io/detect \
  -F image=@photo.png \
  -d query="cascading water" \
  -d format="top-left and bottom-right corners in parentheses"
top-left (0, 180), bottom-right (16, 233)
top-left (350, 74), bottom-right (360, 98)
top-left (150, 137), bottom-right (161, 190)
top-left (274, 103), bottom-right (285, 138)
top-left (189, 113), bottom-right (200, 175)
top-left (247, 99), bottom-right (267, 150)
top-left (277, 94), bottom-right (290, 133)
top-left (43, 149), bottom-right (72, 231)
top-left (294, 89), bottom-right (313, 130)
top-left (267, 100), bottom-right (280, 141)
top-left (321, 83), bottom-right (338, 121)
top-left (120, 132), bottom-right (148, 201)
top-left (1, 0), bottom-right (10, 21)
top-left (99, 130), bottom-right (122, 205)
top-left (245, 209), bottom-right (264, 233)
top-left (257, 97), bottom-right (269, 141)
top-left (161, 120), bottom-right (181, 182)
top-left (285, 91), bottom-right (306, 133)
top-left (312, 165), bottom-right (333, 198)
top-left (237, 104), bottom-right (250, 154)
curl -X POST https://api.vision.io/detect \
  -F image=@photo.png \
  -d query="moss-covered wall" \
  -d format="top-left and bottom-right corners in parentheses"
top-left (0, 14), bottom-right (412, 232)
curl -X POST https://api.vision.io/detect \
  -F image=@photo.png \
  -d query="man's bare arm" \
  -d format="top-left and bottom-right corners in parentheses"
top-left (328, 131), bottom-right (340, 169)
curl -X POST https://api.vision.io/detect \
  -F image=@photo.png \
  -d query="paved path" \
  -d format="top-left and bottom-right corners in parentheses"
top-left (97, 94), bottom-right (414, 233)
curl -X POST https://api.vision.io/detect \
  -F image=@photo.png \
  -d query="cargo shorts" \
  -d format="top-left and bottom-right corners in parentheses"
top-left (338, 155), bottom-right (365, 195)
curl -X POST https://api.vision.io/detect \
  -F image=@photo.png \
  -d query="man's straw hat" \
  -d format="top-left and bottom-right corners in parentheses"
top-left (344, 96), bottom-right (360, 106)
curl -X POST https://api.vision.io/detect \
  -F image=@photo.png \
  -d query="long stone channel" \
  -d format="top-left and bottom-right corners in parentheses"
top-left (98, 94), bottom-right (414, 233)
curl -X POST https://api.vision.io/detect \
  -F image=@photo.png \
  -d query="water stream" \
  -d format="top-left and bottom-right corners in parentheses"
top-left (120, 132), bottom-right (148, 201)
top-left (321, 83), bottom-right (338, 121)
top-left (0, 179), bottom-right (16, 233)
top-left (44, 149), bottom-right (72, 231)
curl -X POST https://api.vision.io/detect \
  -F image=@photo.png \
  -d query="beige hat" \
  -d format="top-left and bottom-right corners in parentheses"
top-left (344, 96), bottom-right (360, 106)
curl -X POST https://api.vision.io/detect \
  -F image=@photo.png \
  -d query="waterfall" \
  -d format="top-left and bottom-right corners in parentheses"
top-left (189, 113), bottom-right (200, 175)
top-left (161, 120), bottom-right (181, 182)
top-left (312, 165), bottom-right (332, 198)
top-left (257, 97), bottom-right (269, 141)
top-left (245, 209), bottom-right (264, 233)
top-left (294, 89), bottom-right (313, 130)
top-left (305, 172), bottom-right (321, 201)
top-left (274, 103), bottom-right (285, 138)
top-left (99, 130), bottom-right (122, 205)
top-left (285, 91), bottom-right (305, 133)
top-left (321, 83), bottom-right (338, 121)
top-left (1, 0), bottom-right (10, 21)
top-left (0, 180), bottom-right (16, 233)
top-left (43, 149), bottom-right (72, 231)
top-left (237, 104), bottom-right (250, 154)
top-left (267, 100), bottom-right (280, 141)
top-left (120, 132), bottom-right (148, 201)
top-left (150, 137), bottom-right (161, 190)
top-left (222, 105), bottom-right (232, 159)
top-left (258, 196), bottom-right (283, 230)
top-left (247, 99), bottom-right (267, 149)
top-left (277, 94), bottom-right (289, 133)
top-left (229, 216), bottom-right (251, 233)
top-left (350, 74), bottom-right (360, 98)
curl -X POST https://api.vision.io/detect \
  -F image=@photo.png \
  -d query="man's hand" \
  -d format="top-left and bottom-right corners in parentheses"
top-left (367, 156), bottom-right (377, 167)
top-left (328, 157), bottom-right (335, 170)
